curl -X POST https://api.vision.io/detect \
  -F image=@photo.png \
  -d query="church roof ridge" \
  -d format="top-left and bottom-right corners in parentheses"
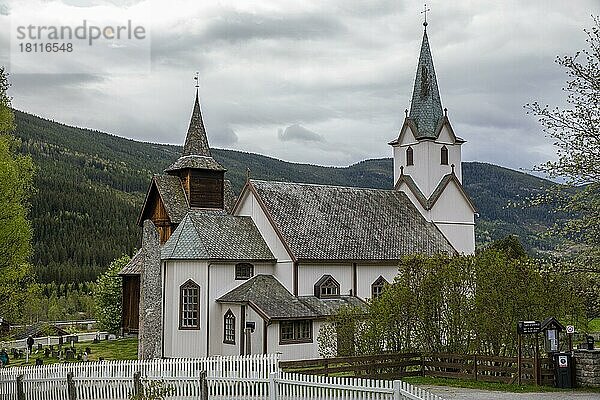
top-left (249, 179), bottom-right (393, 193)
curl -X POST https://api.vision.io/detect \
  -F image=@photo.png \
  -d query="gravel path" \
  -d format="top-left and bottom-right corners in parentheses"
top-left (422, 385), bottom-right (600, 400)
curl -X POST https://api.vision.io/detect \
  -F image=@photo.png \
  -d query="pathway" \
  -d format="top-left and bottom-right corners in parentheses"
top-left (424, 385), bottom-right (600, 400)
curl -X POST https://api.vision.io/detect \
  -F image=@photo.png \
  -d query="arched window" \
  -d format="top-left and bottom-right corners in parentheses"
top-left (223, 309), bottom-right (235, 344)
top-left (235, 263), bottom-right (254, 280)
top-left (371, 276), bottom-right (388, 299)
top-left (314, 275), bottom-right (340, 298)
top-left (179, 279), bottom-right (200, 330)
top-left (406, 147), bottom-right (414, 166)
top-left (441, 146), bottom-right (449, 165)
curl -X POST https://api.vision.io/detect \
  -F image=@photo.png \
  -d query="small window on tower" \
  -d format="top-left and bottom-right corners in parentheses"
top-left (235, 263), bottom-right (254, 280)
top-left (314, 275), bottom-right (340, 298)
top-left (441, 146), bottom-right (449, 165)
top-left (406, 147), bottom-right (414, 166)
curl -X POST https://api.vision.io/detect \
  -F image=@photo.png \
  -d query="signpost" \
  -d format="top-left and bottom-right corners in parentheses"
top-left (566, 325), bottom-right (574, 351)
top-left (517, 321), bottom-right (541, 385)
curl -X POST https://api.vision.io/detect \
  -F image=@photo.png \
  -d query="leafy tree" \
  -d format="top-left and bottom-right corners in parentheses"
top-left (525, 16), bottom-right (600, 273)
top-left (0, 67), bottom-right (35, 323)
top-left (525, 16), bottom-right (599, 184)
top-left (320, 238), bottom-right (585, 357)
top-left (94, 255), bottom-right (129, 333)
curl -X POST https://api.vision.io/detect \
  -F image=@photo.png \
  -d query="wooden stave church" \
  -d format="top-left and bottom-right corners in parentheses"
top-left (120, 24), bottom-right (476, 360)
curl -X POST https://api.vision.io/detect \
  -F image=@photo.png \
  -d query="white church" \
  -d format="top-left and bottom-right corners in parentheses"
top-left (119, 24), bottom-right (476, 361)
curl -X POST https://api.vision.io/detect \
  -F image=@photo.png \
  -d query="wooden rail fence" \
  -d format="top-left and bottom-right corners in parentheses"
top-left (280, 352), bottom-right (555, 386)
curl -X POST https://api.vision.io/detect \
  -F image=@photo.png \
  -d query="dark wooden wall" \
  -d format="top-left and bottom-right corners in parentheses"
top-left (121, 275), bottom-right (140, 333)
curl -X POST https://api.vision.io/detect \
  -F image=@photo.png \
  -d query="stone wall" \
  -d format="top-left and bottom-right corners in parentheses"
top-left (138, 220), bottom-right (163, 360)
top-left (574, 349), bottom-right (600, 387)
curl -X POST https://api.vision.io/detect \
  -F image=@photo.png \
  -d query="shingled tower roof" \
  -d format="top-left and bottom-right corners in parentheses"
top-left (183, 90), bottom-right (211, 157)
top-left (165, 90), bottom-right (225, 172)
top-left (408, 28), bottom-right (444, 139)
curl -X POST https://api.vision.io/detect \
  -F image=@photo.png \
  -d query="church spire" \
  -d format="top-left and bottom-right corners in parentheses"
top-left (408, 26), bottom-right (443, 139)
top-left (182, 89), bottom-right (212, 157)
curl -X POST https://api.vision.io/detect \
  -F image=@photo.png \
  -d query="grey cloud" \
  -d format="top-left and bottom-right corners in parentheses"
top-left (210, 126), bottom-right (238, 147)
top-left (278, 124), bottom-right (325, 143)
top-left (201, 12), bottom-right (346, 43)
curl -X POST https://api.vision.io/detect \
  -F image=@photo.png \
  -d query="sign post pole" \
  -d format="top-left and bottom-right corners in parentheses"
top-left (518, 333), bottom-right (522, 386)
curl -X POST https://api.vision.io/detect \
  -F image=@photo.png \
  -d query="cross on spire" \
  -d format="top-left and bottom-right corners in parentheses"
top-left (421, 3), bottom-right (431, 27)
top-left (194, 71), bottom-right (199, 88)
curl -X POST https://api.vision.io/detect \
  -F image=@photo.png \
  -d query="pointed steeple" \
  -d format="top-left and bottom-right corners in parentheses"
top-left (165, 89), bottom-right (225, 173)
top-left (408, 27), bottom-right (443, 139)
top-left (182, 89), bottom-right (211, 157)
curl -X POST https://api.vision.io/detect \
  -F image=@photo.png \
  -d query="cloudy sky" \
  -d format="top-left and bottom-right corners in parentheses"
top-left (0, 0), bottom-right (598, 174)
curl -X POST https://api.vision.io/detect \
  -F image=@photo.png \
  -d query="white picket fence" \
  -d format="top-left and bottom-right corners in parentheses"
top-left (0, 354), bottom-right (444, 400)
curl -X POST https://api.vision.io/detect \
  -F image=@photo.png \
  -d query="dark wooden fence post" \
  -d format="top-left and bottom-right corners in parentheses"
top-left (16, 375), bottom-right (25, 400)
top-left (421, 353), bottom-right (425, 377)
top-left (473, 354), bottom-right (478, 381)
top-left (133, 371), bottom-right (142, 397)
top-left (199, 371), bottom-right (208, 400)
top-left (66, 371), bottom-right (77, 400)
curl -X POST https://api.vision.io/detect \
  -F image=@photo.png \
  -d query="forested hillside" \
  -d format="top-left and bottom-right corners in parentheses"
top-left (13, 110), bottom-right (562, 283)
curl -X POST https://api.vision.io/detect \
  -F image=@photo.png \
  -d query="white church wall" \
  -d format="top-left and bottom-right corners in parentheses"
top-left (429, 181), bottom-right (474, 223)
top-left (245, 306), bottom-right (265, 355)
top-left (235, 189), bottom-right (295, 291)
top-left (207, 262), bottom-right (274, 355)
top-left (297, 264), bottom-right (353, 297)
top-left (429, 181), bottom-right (475, 254)
top-left (356, 265), bottom-right (399, 299)
top-left (163, 260), bottom-right (208, 358)
top-left (218, 303), bottom-right (242, 356)
top-left (266, 321), bottom-right (323, 361)
top-left (435, 223), bottom-right (475, 255)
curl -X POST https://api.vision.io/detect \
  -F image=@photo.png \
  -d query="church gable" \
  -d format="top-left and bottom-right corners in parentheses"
top-left (429, 174), bottom-right (476, 213)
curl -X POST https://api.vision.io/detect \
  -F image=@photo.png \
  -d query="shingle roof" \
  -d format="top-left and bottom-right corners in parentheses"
top-left (153, 175), bottom-right (189, 223)
top-left (223, 179), bottom-right (237, 213)
top-left (161, 210), bottom-right (275, 261)
top-left (217, 275), bottom-right (366, 320)
top-left (164, 155), bottom-right (225, 172)
top-left (408, 29), bottom-right (444, 140)
top-left (249, 180), bottom-right (455, 260)
top-left (164, 91), bottom-right (226, 173)
top-left (119, 249), bottom-right (144, 275)
top-left (183, 91), bottom-right (211, 157)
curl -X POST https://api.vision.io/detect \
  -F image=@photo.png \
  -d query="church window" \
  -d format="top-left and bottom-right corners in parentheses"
top-left (371, 276), bottom-right (388, 299)
top-left (441, 146), bottom-right (449, 165)
top-left (314, 275), bottom-right (340, 298)
top-left (279, 320), bottom-right (312, 344)
top-left (223, 309), bottom-right (235, 344)
top-left (179, 280), bottom-right (200, 330)
top-left (235, 263), bottom-right (254, 280)
top-left (406, 147), bottom-right (414, 166)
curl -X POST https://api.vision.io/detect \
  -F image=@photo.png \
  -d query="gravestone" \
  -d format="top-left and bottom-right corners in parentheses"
top-left (35, 358), bottom-right (43, 366)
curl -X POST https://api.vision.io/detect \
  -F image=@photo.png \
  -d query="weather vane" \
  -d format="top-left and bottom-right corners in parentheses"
top-left (421, 3), bottom-right (431, 27)
top-left (194, 71), bottom-right (199, 88)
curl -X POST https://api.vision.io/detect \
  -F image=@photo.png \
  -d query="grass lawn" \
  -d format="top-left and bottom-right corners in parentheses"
top-left (589, 318), bottom-right (600, 333)
top-left (404, 376), bottom-right (600, 394)
top-left (3, 337), bottom-right (138, 368)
